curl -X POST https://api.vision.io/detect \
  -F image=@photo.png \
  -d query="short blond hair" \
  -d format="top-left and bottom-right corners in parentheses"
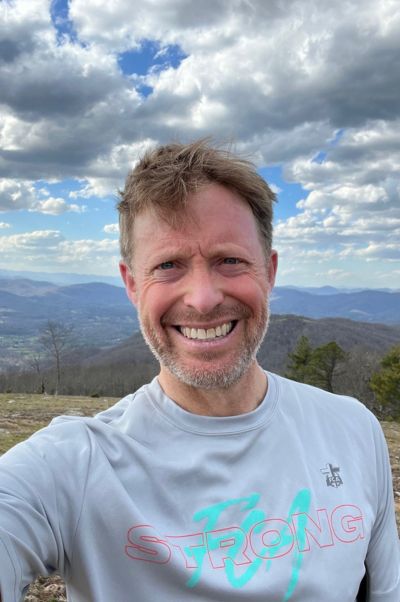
top-left (118, 139), bottom-right (276, 265)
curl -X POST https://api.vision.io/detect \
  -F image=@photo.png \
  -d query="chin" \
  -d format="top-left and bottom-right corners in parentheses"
top-left (162, 354), bottom-right (257, 390)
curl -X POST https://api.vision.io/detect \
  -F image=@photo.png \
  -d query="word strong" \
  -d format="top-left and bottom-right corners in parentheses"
top-left (125, 504), bottom-right (364, 569)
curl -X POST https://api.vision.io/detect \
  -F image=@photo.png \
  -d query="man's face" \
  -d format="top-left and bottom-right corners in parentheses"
top-left (120, 183), bottom-right (277, 390)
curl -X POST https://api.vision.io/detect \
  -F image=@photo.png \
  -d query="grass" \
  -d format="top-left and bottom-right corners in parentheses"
top-left (1, 393), bottom-right (399, 601)
top-left (0, 392), bottom-right (116, 454)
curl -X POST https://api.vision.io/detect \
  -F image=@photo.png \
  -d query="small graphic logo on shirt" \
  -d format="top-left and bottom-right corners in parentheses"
top-left (320, 463), bottom-right (343, 488)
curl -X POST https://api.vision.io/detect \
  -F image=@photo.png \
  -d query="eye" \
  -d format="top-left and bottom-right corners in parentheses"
top-left (223, 257), bottom-right (241, 265)
top-left (157, 261), bottom-right (175, 270)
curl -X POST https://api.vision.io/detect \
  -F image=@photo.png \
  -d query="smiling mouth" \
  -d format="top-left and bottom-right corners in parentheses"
top-left (176, 321), bottom-right (236, 340)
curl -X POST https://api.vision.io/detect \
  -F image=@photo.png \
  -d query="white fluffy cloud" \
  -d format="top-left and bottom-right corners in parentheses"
top-left (0, 180), bottom-right (84, 214)
top-left (0, 229), bottom-right (120, 273)
top-left (0, 0), bottom-right (399, 284)
top-left (274, 120), bottom-right (400, 276)
top-left (0, 180), bottom-right (37, 211)
top-left (103, 223), bottom-right (119, 234)
top-left (2, 0), bottom-right (400, 183)
top-left (32, 198), bottom-right (85, 215)
top-left (70, 138), bottom-right (156, 199)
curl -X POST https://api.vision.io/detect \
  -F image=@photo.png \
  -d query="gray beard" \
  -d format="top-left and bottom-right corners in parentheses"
top-left (138, 301), bottom-right (270, 390)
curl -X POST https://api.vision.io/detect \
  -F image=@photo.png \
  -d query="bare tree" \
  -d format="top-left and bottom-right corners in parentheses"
top-left (28, 352), bottom-right (46, 394)
top-left (40, 321), bottom-right (74, 395)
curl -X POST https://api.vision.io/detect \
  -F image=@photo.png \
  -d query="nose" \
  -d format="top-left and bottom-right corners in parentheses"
top-left (183, 268), bottom-right (224, 315)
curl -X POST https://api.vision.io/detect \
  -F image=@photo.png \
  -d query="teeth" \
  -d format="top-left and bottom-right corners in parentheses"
top-left (180, 321), bottom-right (233, 340)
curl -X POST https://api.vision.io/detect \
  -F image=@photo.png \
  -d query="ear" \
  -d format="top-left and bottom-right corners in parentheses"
top-left (119, 261), bottom-right (138, 306)
top-left (267, 250), bottom-right (278, 290)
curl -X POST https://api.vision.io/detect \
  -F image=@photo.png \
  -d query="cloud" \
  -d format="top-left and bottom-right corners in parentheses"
top-left (103, 223), bottom-right (119, 234)
top-left (320, 269), bottom-right (352, 279)
top-left (0, 0), bottom-right (125, 120)
top-left (273, 118), bottom-right (400, 276)
top-left (69, 138), bottom-right (157, 198)
top-left (0, 179), bottom-right (37, 211)
top-left (0, 180), bottom-right (85, 214)
top-left (269, 184), bottom-right (282, 195)
top-left (0, 222), bottom-right (11, 229)
top-left (0, 228), bottom-right (120, 274)
top-left (32, 197), bottom-right (85, 215)
top-left (2, 0), bottom-right (399, 185)
top-left (69, 0), bottom-right (239, 51)
top-left (353, 243), bottom-right (400, 262)
top-left (0, 229), bottom-right (64, 252)
top-left (1, 0), bottom-right (399, 285)
top-left (0, 1), bottom-right (141, 182)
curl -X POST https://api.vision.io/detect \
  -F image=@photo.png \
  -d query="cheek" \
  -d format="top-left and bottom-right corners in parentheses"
top-left (138, 284), bottom-right (176, 323)
top-left (228, 274), bottom-right (269, 306)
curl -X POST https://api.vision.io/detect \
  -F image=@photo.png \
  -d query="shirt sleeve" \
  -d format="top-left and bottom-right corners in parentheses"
top-left (366, 415), bottom-right (400, 601)
top-left (0, 438), bottom-right (64, 602)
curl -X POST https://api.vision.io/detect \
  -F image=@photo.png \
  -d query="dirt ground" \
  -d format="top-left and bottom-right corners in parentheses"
top-left (0, 393), bottom-right (399, 601)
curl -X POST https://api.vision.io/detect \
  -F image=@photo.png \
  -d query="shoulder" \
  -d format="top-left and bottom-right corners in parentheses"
top-left (0, 418), bottom-right (95, 478)
top-left (0, 382), bottom-right (155, 473)
top-left (272, 372), bottom-right (367, 409)
top-left (269, 374), bottom-right (391, 486)
top-left (270, 372), bottom-right (381, 434)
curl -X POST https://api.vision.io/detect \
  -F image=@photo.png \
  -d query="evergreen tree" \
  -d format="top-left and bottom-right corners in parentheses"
top-left (308, 341), bottom-right (347, 393)
top-left (286, 336), bottom-right (347, 393)
top-left (285, 336), bottom-right (313, 383)
top-left (370, 345), bottom-right (400, 409)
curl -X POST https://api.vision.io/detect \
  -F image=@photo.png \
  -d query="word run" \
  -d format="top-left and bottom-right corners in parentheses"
top-left (125, 504), bottom-right (364, 569)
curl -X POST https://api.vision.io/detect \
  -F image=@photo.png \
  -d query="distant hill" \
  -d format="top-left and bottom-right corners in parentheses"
top-left (3, 312), bottom-right (399, 400)
top-left (0, 278), bottom-right (399, 331)
top-left (0, 268), bottom-right (122, 287)
top-left (258, 314), bottom-right (400, 373)
top-left (0, 275), bottom-right (399, 373)
top-left (0, 279), bottom-right (137, 337)
top-left (270, 288), bottom-right (400, 324)
top-left (282, 285), bottom-right (399, 295)
top-left (27, 313), bottom-right (395, 400)
top-left (0, 278), bottom-right (58, 297)
top-left (80, 314), bottom-right (400, 376)
top-left (0, 279), bottom-right (138, 371)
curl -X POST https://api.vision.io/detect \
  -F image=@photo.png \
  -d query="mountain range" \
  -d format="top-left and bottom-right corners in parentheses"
top-left (21, 313), bottom-right (397, 400)
top-left (270, 288), bottom-right (400, 324)
top-left (80, 313), bottom-right (400, 377)
top-left (0, 274), bottom-right (399, 372)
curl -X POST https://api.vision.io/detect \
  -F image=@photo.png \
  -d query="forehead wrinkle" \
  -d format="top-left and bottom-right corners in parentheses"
top-left (136, 223), bottom-right (259, 265)
top-left (140, 236), bottom-right (198, 264)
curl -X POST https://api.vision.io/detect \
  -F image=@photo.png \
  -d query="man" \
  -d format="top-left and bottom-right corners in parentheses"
top-left (0, 140), bottom-right (399, 601)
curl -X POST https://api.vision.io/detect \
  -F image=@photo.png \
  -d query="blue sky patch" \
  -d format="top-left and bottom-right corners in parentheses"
top-left (311, 151), bottom-right (327, 164)
top-left (118, 40), bottom-right (187, 77)
top-left (259, 166), bottom-right (308, 222)
top-left (50, 0), bottom-right (78, 45)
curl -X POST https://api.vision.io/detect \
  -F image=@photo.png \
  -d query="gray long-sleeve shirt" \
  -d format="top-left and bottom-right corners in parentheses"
top-left (0, 373), bottom-right (399, 601)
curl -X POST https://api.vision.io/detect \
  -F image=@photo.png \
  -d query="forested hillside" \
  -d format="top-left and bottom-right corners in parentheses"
top-left (2, 315), bottom-right (399, 414)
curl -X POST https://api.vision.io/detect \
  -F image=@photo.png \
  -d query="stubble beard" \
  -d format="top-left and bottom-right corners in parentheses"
top-left (138, 299), bottom-right (270, 390)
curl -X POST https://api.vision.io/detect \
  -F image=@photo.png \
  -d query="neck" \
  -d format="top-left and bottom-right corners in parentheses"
top-left (157, 362), bottom-right (268, 417)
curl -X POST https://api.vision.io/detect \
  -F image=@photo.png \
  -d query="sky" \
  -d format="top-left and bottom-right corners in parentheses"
top-left (0, 0), bottom-right (399, 289)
